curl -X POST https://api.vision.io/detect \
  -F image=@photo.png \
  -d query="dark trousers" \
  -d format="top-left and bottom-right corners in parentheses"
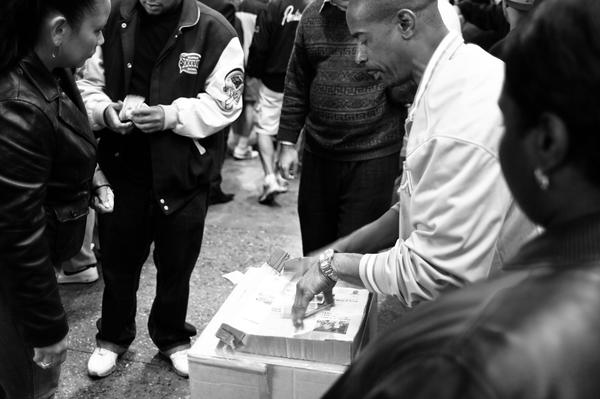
top-left (0, 289), bottom-right (59, 399)
top-left (298, 151), bottom-right (400, 255)
top-left (97, 182), bottom-right (208, 354)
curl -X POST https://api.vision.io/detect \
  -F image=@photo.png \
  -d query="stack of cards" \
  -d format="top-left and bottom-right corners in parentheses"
top-left (119, 94), bottom-right (146, 121)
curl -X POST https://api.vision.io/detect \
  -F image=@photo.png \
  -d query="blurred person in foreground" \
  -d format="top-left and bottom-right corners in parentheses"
top-left (287, 0), bottom-right (536, 326)
top-left (324, 0), bottom-right (600, 397)
top-left (0, 0), bottom-right (112, 397)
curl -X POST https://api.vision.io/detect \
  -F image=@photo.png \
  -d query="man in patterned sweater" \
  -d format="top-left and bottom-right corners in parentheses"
top-left (277, 0), bottom-right (406, 256)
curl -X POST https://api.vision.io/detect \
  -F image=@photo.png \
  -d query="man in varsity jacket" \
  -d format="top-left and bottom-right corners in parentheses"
top-left (77, 0), bottom-right (244, 378)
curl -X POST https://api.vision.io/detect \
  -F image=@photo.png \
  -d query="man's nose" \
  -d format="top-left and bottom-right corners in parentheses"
top-left (355, 45), bottom-right (367, 65)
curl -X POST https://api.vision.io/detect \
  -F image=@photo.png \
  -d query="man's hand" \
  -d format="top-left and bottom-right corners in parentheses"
top-left (277, 144), bottom-right (298, 180)
top-left (92, 185), bottom-right (114, 214)
top-left (131, 105), bottom-right (165, 133)
top-left (286, 256), bottom-right (336, 328)
top-left (33, 335), bottom-right (68, 370)
top-left (104, 101), bottom-right (134, 134)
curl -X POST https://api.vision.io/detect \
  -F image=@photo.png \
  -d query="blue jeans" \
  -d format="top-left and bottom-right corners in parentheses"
top-left (298, 150), bottom-right (400, 255)
top-left (96, 182), bottom-right (208, 354)
top-left (0, 289), bottom-right (60, 399)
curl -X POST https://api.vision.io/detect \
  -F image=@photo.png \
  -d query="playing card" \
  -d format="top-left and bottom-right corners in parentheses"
top-left (119, 94), bottom-right (146, 121)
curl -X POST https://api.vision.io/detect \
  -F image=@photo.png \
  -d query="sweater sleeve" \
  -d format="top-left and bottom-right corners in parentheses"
top-left (0, 100), bottom-right (69, 347)
top-left (276, 13), bottom-right (313, 143)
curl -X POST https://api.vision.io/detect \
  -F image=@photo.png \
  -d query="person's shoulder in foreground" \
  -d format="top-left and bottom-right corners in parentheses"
top-left (324, 213), bottom-right (600, 398)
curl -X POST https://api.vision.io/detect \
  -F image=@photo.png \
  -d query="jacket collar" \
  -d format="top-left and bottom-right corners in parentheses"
top-left (120, 0), bottom-right (200, 31)
top-left (506, 211), bottom-right (600, 269)
top-left (20, 52), bottom-right (61, 103)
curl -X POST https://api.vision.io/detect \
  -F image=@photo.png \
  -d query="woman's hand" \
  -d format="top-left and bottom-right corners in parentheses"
top-left (92, 185), bottom-right (114, 213)
top-left (33, 334), bottom-right (68, 370)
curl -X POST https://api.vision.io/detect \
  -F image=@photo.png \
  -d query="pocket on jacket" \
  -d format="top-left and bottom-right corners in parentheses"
top-left (44, 200), bottom-right (89, 263)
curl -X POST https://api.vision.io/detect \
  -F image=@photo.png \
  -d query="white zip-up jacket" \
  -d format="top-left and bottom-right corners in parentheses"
top-left (359, 32), bottom-right (538, 306)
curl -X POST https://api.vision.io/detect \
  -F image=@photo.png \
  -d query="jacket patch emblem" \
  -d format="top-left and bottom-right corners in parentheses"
top-left (178, 53), bottom-right (202, 75)
top-left (221, 68), bottom-right (244, 111)
top-left (281, 6), bottom-right (302, 25)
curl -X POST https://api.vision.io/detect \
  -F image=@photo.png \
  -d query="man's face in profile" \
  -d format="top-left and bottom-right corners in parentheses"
top-left (139, 0), bottom-right (182, 15)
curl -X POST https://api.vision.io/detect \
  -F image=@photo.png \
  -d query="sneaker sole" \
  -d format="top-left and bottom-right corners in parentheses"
top-left (88, 363), bottom-right (116, 378)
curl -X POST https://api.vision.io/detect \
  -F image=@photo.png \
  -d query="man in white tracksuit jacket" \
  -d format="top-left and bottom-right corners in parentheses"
top-left (288, 0), bottom-right (537, 327)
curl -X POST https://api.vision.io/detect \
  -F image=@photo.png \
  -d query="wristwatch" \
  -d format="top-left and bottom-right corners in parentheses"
top-left (318, 248), bottom-right (338, 282)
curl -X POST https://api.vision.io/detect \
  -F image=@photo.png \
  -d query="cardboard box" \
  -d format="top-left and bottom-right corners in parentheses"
top-left (217, 266), bottom-right (371, 365)
top-left (189, 266), bottom-right (377, 399)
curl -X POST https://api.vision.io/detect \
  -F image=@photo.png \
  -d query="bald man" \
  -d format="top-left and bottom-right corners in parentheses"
top-left (286, 0), bottom-right (537, 327)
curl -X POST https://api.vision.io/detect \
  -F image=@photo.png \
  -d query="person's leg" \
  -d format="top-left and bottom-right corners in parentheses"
top-left (148, 189), bottom-right (208, 356)
top-left (208, 128), bottom-right (235, 205)
top-left (337, 152), bottom-right (400, 238)
top-left (255, 83), bottom-right (286, 204)
top-left (0, 288), bottom-right (60, 399)
top-left (56, 209), bottom-right (98, 284)
top-left (95, 183), bottom-right (154, 352)
top-left (297, 151), bottom-right (340, 255)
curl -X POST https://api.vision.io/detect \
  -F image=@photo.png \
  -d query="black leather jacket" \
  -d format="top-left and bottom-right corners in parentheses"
top-left (0, 54), bottom-right (98, 347)
top-left (324, 212), bottom-right (600, 399)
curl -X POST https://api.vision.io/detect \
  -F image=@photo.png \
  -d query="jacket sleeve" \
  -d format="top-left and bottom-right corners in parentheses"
top-left (358, 139), bottom-right (513, 307)
top-left (161, 37), bottom-right (245, 139)
top-left (76, 46), bottom-right (112, 132)
top-left (458, 2), bottom-right (508, 32)
top-left (0, 100), bottom-right (69, 347)
top-left (276, 13), bottom-right (313, 144)
top-left (246, 4), bottom-right (273, 79)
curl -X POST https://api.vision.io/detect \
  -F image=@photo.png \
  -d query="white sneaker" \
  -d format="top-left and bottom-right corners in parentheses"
top-left (56, 266), bottom-right (99, 284)
top-left (87, 347), bottom-right (118, 378)
top-left (233, 146), bottom-right (259, 160)
top-left (168, 349), bottom-right (189, 378)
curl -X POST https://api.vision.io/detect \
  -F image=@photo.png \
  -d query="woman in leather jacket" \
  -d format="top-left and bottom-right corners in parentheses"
top-left (0, 0), bottom-right (111, 397)
top-left (323, 0), bottom-right (600, 398)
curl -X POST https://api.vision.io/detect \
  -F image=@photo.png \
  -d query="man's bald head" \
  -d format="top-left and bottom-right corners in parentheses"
top-left (349, 0), bottom-right (439, 25)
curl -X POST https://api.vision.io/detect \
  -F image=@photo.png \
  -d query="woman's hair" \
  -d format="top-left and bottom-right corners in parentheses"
top-left (0, 0), bottom-right (100, 73)
top-left (503, 0), bottom-right (600, 185)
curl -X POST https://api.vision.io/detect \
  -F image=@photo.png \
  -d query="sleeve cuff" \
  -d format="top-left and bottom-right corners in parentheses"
top-left (359, 254), bottom-right (377, 293)
top-left (160, 104), bottom-right (179, 131)
top-left (91, 101), bottom-right (112, 130)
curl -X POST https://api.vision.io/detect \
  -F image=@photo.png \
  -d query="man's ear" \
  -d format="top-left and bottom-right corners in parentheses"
top-left (532, 112), bottom-right (570, 174)
top-left (48, 14), bottom-right (69, 47)
top-left (395, 9), bottom-right (417, 39)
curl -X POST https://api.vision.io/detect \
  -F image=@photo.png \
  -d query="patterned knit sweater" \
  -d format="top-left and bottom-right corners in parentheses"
top-left (277, 0), bottom-right (405, 161)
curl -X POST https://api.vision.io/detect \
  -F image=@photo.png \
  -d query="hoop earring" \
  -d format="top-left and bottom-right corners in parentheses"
top-left (51, 45), bottom-right (60, 59)
top-left (534, 168), bottom-right (549, 191)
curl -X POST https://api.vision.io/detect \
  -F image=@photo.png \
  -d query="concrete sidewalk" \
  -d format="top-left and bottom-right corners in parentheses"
top-left (55, 155), bottom-right (404, 399)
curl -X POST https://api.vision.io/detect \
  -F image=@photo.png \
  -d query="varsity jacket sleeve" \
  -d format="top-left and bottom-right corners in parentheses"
top-left (358, 138), bottom-right (514, 307)
top-left (276, 12), bottom-right (313, 144)
top-left (245, 3), bottom-right (273, 79)
top-left (161, 37), bottom-right (245, 138)
top-left (0, 100), bottom-right (69, 347)
top-left (76, 46), bottom-right (112, 131)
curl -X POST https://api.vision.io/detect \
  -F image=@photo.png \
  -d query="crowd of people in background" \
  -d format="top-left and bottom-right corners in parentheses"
top-left (2, 0), bottom-right (600, 398)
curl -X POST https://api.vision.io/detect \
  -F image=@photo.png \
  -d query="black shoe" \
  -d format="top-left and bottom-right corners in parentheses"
top-left (208, 189), bottom-right (234, 205)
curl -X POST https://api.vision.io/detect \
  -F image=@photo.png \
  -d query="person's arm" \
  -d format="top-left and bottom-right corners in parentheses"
top-left (160, 37), bottom-right (245, 138)
top-left (276, 15), bottom-right (312, 178)
top-left (276, 14), bottom-right (313, 145)
top-left (245, 4), bottom-right (272, 79)
top-left (76, 46), bottom-right (133, 134)
top-left (292, 134), bottom-right (517, 323)
top-left (0, 100), bottom-right (69, 349)
top-left (360, 138), bottom-right (513, 306)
